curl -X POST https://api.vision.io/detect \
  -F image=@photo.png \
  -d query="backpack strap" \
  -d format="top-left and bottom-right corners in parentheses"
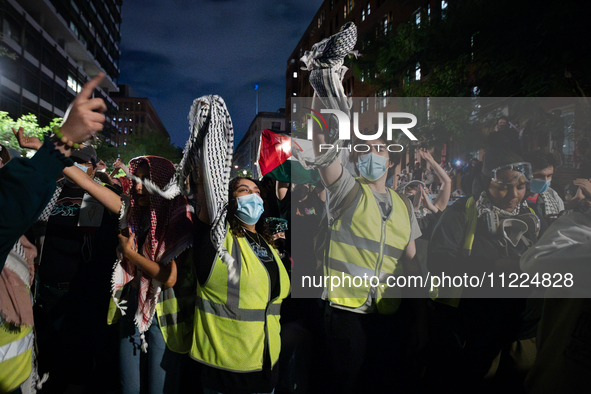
top-left (396, 192), bottom-right (414, 224)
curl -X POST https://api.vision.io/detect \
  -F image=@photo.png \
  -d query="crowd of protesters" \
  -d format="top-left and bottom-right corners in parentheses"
top-left (2, 37), bottom-right (591, 394)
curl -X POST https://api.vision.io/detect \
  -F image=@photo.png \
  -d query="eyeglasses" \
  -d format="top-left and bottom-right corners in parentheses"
top-left (490, 162), bottom-right (533, 184)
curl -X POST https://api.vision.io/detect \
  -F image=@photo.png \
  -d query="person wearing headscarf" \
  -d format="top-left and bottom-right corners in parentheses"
top-left (59, 155), bottom-right (194, 394)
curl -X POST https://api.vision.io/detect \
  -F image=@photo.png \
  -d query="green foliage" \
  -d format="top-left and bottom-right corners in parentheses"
top-left (357, 0), bottom-right (591, 99)
top-left (353, 0), bottom-right (591, 154)
top-left (95, 125), bottom-right (182, 169)
top-left (0, 112), bottom-right (61, 156)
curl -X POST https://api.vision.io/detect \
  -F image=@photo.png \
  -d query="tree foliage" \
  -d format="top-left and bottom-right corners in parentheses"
top-left (0, 112), bottom-right (181, 166)
top-left (0, 112), bottom-right (61, 157)
top-left (355, 0), bottom-right (591, 98)
top-left (95, 125), bottom-right (182, 168)
top-left (352, 0), bottom-right (591, 156)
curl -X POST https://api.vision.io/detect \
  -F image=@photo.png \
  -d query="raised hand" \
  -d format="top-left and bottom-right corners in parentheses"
top-left (59, 73), bottom-right (107, 144)
top-left (573, 178), bottom-right (591, 199)
top-left (420, 185), bottom-right (439, 213)
top-left (118, 231), bottom-right (138, 260)
top-left (418, 148), bottom-right (435, 163)
top-left (12, 127), bottom-right (42, 150)
top-left (96, 160), bottom-right (107, 172)
top-left (113, 158), bottom-right (130, 175)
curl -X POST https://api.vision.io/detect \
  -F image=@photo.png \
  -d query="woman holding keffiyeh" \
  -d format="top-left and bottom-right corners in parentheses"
top-left (61, 155), bottom-right (193, 394)
top-left (191, 176), bottom-right (290, 394)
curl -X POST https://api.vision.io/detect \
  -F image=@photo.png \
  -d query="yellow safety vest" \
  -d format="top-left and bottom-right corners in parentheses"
top-left (326, 179), bottom-right (411, 315)
top-left (0, 248), bottom-right (34, 393)
top-left (190, 231), bottom-right (290, 372)
top-left (155, 250), bottom-right (196, 353)
top-left (0, 325), bottom-right (33, 393)
top-left (107, 249), bottom-right (195, 354)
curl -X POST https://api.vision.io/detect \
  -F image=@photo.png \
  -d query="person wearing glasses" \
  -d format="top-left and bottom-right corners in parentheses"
top-left (426, 141), bottom-right (543, 391)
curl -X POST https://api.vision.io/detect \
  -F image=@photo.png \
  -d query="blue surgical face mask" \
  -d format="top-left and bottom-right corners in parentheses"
top-left (74, 162), bottom-right (89, 173)
top-left (530, 179), bottom-right (551, 194)
top-left (357, 153), bottom-right (388, 182)
top-left (235, 193), bottom-right (264, 225)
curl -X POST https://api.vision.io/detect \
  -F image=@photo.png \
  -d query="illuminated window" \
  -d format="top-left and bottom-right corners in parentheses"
top-left (292, 103), bottom-right (297, 113)
top-left (67, 75), bottom-right (81, 93)
top-left (69, 21), bottom-right (78, 36)
top-left (415, 63), bottom-right (421, 81)
top-left (367, 2), bottom-right (371, 15)
top-left (293, 72), bottom-right (298, 78)
top-left (362, 10), bottom-right (366, 21)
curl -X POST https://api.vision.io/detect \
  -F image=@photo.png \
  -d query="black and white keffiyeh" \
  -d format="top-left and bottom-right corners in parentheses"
top-left (37, 177), bottom-right (103, 223)
top-left (295, 22), bottom-right (358, 170)
top-left (475, 191), bottom-right (527, 219)
top-left (139, 95), bottom-right (234, 254)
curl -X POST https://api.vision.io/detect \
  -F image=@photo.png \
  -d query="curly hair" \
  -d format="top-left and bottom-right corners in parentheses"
top-left (227, 177), bottom-right (275, 247)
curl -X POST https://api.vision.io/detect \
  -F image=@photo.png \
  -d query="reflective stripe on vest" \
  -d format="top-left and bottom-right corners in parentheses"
top-left (0, 328), bottom-right (33, 362)
top-left (196, 296), bottom-right (282, 321)
top-left (155, 252), bottom-right (196, 354)
top-left (191, 231), bottom-right (290, 372)
top-left (0, 325), bottom-right (33, 393)
top-left (326, 179), bottom-right (410, 314)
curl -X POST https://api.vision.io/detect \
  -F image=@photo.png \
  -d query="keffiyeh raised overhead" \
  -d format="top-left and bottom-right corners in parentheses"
top-left (295, 22), bottom-right (358, 170)
top-left (112, 156), bottom-right (193, 346)
top-left (135, 95), bottom-right (234, 253)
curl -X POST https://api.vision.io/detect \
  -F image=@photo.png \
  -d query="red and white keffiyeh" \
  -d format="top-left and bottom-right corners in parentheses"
top-left (111, 156), bottom-right (192, 350)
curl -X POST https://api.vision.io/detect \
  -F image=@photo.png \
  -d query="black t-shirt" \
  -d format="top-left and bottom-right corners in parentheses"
top-left (39, 184), bottom-right (120, 303)
top-left (39, 185), bottom-right (86, 285)
top-left (243, 229), bottom-right (280, 300)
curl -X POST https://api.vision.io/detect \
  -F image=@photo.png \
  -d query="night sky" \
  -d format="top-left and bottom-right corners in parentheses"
top-left (118, 0), bottom-right (323, 148)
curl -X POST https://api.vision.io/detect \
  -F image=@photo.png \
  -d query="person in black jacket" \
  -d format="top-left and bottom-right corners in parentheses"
top-left (426, 143), bottom-right (542, 392)
top-left (0, 74), bottom-right (107, 273)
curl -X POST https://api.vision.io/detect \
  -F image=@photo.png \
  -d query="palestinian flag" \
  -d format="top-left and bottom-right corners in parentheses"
top-left (257, 129), bottom-right (320, 184)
